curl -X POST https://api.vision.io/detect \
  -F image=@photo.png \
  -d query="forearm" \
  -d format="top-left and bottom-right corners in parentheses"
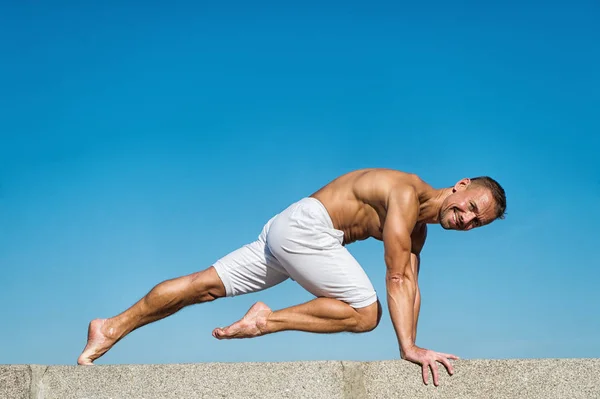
top-left (386, 273), bottom-right (417, 357)
top-left (413, 286), bottom-right (421, 343)
top-left (411, 253), bottom-right (421, 343)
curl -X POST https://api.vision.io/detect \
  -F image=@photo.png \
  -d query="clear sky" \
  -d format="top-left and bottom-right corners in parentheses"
top-left (1, 0), bottom-right (598, 366)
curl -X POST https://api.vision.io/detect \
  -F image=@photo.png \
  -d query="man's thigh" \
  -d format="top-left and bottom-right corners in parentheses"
top-left (277, 245), bottom-right (378, 309)
top-left (213, 239), bottom-right (290, 297)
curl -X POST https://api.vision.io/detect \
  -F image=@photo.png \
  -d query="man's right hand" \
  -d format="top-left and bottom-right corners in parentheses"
top-left (402, 345), bottom-right (459, 386)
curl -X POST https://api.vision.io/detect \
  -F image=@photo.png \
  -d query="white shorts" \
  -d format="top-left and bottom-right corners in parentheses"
top-left (213, 197), bottom-right (378, 308)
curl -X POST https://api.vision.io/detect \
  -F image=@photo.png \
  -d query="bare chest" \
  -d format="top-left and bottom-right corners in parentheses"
top-left (368, 207), bottom-right (426, 246)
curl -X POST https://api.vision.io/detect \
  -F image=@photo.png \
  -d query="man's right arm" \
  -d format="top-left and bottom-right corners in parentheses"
top-left (382, 187), bottom-right (419, 356)
top-left (383, 187), bottom-right (459, 386)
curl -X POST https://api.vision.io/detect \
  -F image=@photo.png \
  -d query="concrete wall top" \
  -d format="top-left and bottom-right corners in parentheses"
top-left (2, 359), bottom-right (599, 399)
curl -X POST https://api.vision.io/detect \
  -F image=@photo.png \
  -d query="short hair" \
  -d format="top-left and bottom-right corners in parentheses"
top-left (469, 176), bottom-right (507, 220)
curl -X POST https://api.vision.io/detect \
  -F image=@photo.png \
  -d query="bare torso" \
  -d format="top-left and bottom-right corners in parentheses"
top-left (311, 168), bottom-right (429, 248)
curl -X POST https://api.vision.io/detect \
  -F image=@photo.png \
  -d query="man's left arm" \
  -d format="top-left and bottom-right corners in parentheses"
top-left (410, 224), bottom-right (427, 343)
top-left (411, 253), bottom-right (421, 343)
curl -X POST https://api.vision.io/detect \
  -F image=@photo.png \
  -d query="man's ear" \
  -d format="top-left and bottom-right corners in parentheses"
top-left (453, 178), bottom-right (471, 192)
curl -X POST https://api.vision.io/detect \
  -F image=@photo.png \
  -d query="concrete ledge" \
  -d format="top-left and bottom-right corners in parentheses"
top-left (0, 365), bottom-right (30, 399)
top-left (2, 359), bottom-right (599, 399)
top-left (361, 359), bottom-right (600, 398)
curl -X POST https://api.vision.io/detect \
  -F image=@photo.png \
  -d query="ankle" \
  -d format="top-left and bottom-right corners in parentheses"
top-left (258, 310), bottom-right (274, 334)
top-left (103, 318), bottom-right (127, 340)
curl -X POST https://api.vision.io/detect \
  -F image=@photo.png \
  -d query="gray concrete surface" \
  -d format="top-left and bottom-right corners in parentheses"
top-left (361, 359), bottom-right (600, 398)
top-left (0, 365), bottom-right (30, 399)
top-left (1, 359), bottom-right (599, 398)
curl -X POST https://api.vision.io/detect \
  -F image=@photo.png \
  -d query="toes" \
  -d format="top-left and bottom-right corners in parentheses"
top-left (212, 327), bottom-right (230, 339)
top-left (77, 356), bottom-right (94, 366)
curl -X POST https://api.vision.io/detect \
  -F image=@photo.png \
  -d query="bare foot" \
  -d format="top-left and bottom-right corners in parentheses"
top-left (77, 319), bottom-right (119, 365)
top-left (212, 302), bottom-right (272, 339)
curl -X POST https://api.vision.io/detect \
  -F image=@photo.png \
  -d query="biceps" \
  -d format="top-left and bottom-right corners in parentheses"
top-left (383, 190), bottom-right (418, 276)
top-left (383, 202), bottom-right (411, 247)
top-left (384, 238), bottom-right (412, 275)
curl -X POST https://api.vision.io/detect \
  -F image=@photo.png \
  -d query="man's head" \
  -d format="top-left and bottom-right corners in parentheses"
top-left (439, 176), bottom-right (506, 231)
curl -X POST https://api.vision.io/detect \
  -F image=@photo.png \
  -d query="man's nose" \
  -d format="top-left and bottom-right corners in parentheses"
top-left (463, 212), bottom-right (476, 224)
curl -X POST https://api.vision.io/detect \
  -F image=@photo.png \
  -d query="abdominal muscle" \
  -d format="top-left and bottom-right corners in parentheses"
top-left (310, 169), bottom-right (403, 245)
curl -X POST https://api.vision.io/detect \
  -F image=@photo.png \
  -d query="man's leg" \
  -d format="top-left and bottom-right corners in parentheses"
top-left (227, 197), bottom-right (382, 341)
top-left (213, 298), bottom-right (382, 339)
top-left (77, 266), bottom-right (226, 365)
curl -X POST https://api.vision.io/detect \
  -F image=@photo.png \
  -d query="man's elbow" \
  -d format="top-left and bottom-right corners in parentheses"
top-left (385, 271), bottom-right (414, 286)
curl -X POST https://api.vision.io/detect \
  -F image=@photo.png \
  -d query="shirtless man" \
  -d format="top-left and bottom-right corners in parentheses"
top-left (78, 168), bottom-right (506, 386)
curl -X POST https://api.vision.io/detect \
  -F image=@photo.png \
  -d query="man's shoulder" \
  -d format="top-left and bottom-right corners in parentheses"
top-left (386, 176), bottom-right (421, 205)
top-left (347, 168), bottom-right (430, 210)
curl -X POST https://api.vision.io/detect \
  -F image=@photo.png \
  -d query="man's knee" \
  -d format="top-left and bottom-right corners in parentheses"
top-left (188, 267), bottom-right (227, 302)
top-left (354, 299), bottom-right (382, 333)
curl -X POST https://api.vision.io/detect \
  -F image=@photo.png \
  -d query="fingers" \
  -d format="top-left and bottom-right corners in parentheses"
top-left (438, 356), bottom-right (455, 376)
top-left (436, 351), bottom-right (459, 375)
top-left (422, 361), bottom-right (440, 386)
top-left (416, 350), bottom-right (460, 387)
top-left (439, 352), bottom-right (460, 360)
top-left (431, 362), bottom-right (440, 386)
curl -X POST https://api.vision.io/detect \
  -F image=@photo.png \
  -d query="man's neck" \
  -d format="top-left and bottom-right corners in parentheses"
top-left (418, 187), bottom-right (452, 224)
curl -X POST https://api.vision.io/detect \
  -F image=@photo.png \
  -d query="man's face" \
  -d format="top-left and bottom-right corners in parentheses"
top-left (439, 179), bottom-right (498, 231)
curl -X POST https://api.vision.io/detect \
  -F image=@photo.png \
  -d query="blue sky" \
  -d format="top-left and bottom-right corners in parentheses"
top-left (1, 0), bottom-right (598, 365)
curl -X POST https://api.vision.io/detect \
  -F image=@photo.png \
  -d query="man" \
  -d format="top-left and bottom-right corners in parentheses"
top-left (78, 168), bottom-right (506, 386)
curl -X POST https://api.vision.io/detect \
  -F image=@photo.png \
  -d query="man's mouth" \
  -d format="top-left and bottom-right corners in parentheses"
top-left (453, 211), bottom-right (458, 228)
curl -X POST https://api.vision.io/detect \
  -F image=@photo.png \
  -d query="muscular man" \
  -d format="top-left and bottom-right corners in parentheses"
top-left (78, 168), bottom-right (506, 386)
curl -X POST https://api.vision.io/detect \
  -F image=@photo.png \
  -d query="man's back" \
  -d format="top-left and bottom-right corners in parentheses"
top-left (311, 168), bottom-right (428, 244)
